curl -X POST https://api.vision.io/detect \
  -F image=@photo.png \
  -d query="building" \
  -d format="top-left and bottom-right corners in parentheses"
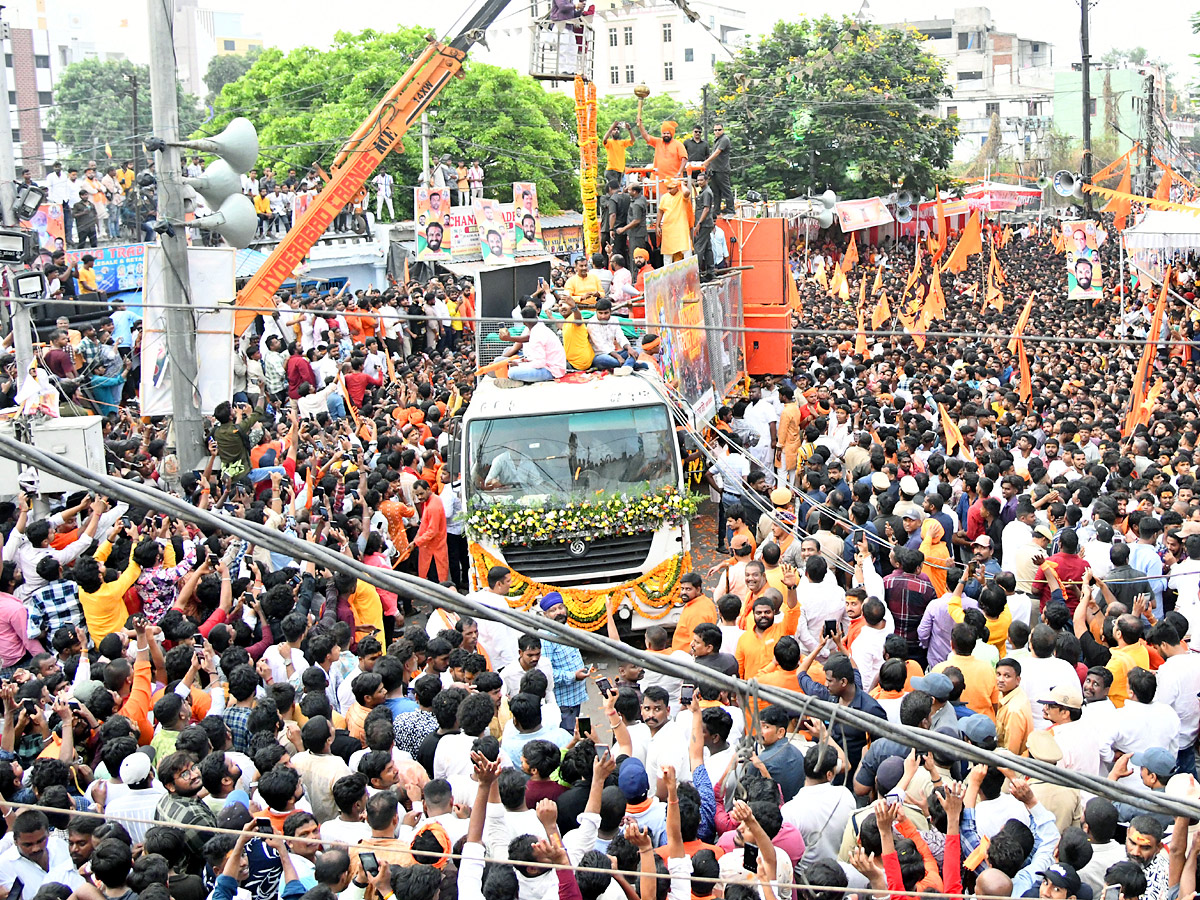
top-left (1053, 66), bottom-right (1156, 158)
top-left (593, 0), bottom-right (746, 100)
top-left (881, 7), bottom-right (1054, 164)
top-left (172, 0), bottom-right (263, 98)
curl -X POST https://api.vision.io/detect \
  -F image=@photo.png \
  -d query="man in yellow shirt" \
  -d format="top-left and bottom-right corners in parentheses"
top-left (933, 622), bottom-right (998, 719)
top-left (563, 256), bottom-right (602, 302)
top-left (254, 188), bottom-right (272, 238)
top-left (558, 297), bottom-right (594, 371)
top-left (994, 657), bottom-right (1033, 755)
top-left (76, 255), bottom-right (98, 293)
top-left (1106, 614), bottom-right (1150, 708)
top-left (76, 532), bottom-right (142, 643)
top-left (603, 121), bottom-right (635, 184)
top-left (116, 161), bottom-right (135, 191)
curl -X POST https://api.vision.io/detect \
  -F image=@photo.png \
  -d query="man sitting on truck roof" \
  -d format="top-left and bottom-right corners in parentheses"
top-left (507, 305), bottom-right (566, 384)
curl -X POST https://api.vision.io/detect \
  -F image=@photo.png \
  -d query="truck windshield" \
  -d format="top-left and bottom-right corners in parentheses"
top-left (467, 405), bottom-right (676, 506)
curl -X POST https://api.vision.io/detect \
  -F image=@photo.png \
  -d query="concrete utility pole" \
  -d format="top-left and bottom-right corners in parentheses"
top-left (0, 15), bottom-right (32, 377)
top-left (1080, 0), bottom-right (1093, 215)
top-left (147, 0), bottom-right (205, 469)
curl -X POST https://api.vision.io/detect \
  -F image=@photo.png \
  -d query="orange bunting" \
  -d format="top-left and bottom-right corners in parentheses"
top-left (1103, 166), bottom-right (1134, 231)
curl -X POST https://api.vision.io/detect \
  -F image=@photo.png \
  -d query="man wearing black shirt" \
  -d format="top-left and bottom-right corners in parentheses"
top-left (682, 126), bottom-right (709, 165)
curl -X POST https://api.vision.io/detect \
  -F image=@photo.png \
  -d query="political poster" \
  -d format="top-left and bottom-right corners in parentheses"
top-left (414, 187), bottom-right (450, 260)
top-left (644, 257), bottom-right (714, 419)
top-left (447, 206), bottom-right (481, 261)
top-left (834, 197), bottom-right (895, 232)
top-left (291, 192), bottom-right (313, 227)
top-left (472, 199), bottom-right (514, 265)
top-left (512, 182), bottom-right (544, 251)
top-left (1062, 219), bottom-right (1105, 300)
top-left (64, 243), bottom-right (148, 293)
top-left (23, 203), bottom-right (65, 252)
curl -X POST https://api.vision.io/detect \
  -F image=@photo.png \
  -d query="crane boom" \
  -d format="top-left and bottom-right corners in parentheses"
top-left (234, 0), bottom-right (511, 332)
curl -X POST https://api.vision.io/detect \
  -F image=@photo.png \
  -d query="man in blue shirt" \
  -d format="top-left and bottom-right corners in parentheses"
top-left (537, 592), bottom-right (588, 732)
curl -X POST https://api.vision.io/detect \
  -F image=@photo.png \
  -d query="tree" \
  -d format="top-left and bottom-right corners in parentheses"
top-left (709, 16), bottom-right (957, 200)
top-left (204, 47), bottom-right (262, 104)
top-left (207, 26), bottom-right (580, 215)
top-left (49, 58), bottom-right (202, 167)
top-left (1101, 46), bottom-right (1150, 67)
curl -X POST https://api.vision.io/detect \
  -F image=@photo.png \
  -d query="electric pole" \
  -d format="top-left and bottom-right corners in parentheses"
top-left (701, 84), bottom-right (709, 136)
top-left (1080, 0), bottom-right (1093, 214)
top-left (147, 0), bottom-right (204, 468)
top-left (1141, 71), bottom-right (1156, 196)
top-left (0, 14), bottom-right (31, 377)
top-left (127, 72), bottom-right (139, 235)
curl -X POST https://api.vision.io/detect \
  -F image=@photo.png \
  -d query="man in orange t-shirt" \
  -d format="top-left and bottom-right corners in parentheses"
top-left (670, 573), bottom-right (717, 654)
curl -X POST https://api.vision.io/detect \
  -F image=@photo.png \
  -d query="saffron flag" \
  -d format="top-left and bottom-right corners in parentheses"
top-left (938, 402), bottom-right (972, 461)
top-left (841, 234), bottom-right (859, 272)
top-left (1015, 336), bottom-right (1032, 403)
top-left (871, 291), bottom-right (891, 330)
top-left (787, 269), bottom-right (803, 312)
top-left (1124, 272), bottom-right (1169, 436)
top-left (1155, 169), bottom-right (1173, 202)
top-left (814, 261), bottom-right (828, 289)
top-left (872, 264), bottom-right (883, 297)
top-left (1102, 165), bottom-right (1134, 231)
top-left (932, 190), bottom-right (947, 263)
top-left (945, 210), bottom-right (982, 274)
top-left (1008, 294), bottom-right (1034, 354)
top-left (854, 310), bottom-right (868, 356)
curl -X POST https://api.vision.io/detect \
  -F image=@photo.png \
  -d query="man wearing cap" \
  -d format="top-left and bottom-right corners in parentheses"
top-left (616, 757), bottom-right (667, 844)
top-left (537, 593), bottom-right (588, 733)
top-left (1043, 684), bottom-right (1101, 778)
top-left (1013, 524), bottom-right (1055, 594)
top-left (900, 507), bottom-right (926, 550)
top-left (105, 748), bottom-right (166, 844)
top-left (1108, 747), bottom-right (1174, 829)
top-left (910, 671), bottom-right (960, 734)
top-left (1037, 862), bottom-right (1083, 900)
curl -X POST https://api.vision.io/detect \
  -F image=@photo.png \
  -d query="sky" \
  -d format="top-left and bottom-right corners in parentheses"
top-left (229, 0), bottom-right (1198, 86)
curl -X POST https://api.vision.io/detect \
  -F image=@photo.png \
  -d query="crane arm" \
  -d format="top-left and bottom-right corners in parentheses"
top-left (233, 0), bottom-right (512, 333)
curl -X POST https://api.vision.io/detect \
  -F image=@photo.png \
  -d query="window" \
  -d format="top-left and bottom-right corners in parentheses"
top-left (4, 55), bottom-right (11, 68)
top-left (609, 28), bottom-right (618, 47)
top-left (684, 47), bottom-right (694, 62)
top-left (957, 71), bottom-right (983, 82)
top-left (625, 65), bottom-right (635, 83)
top-left (1089, 98), bottom-right (1097, 115)
top-left (34, 55), bottom-right (49, 68)
top-left (1032, 43), bottom-right (1040, 52)
top-left (610, 66), bottom-right (619, 85)
top-left (1027, 100), bottom-right (1041, 115)
top-left (985, 102), bottom-right (1000, 116)
top-left (662, 22), bottom-right (671, 42)
top-left (623, 26), bottom-right (633, 46)
top-left (957, 31), bottom-right (979, 50)
top-left (711, 53), bottom-right (716, 67)
top-left (925, 28), bottom-right (952, 40)
top-left (223, 40), bottom-right (236, 50)
top-left (946, 105), bottom-right (958, 117)
top-left (664, 61), bottom-right (673, 81)
top-left (11, 129), bottom-right (18, 143)
top-left (6, 91), bottom-right (13, 106)
top-left (37, 91), bottom-right (51, 105)
top-left (42, 129), bottom-right (53, 142)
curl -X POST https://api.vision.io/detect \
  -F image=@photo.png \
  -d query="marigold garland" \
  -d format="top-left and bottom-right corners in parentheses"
top-left (469, 543), bottom-right (690, 631)
top-left (465, 485), bottom-right (699, 546)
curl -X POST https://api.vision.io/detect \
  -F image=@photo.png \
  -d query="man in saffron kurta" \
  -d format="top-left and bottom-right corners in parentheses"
top-left (657, 179), bottom-right (692, 261)
top-left (637, 116), bottom-right (688, 180)
top-left (413, 479), bottom-right (449, 584)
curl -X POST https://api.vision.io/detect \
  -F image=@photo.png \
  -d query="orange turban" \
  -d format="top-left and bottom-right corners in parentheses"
top-left (633, 248), bottom-right (650, 262)
top-left (660, 120), bottom-right (677, 137)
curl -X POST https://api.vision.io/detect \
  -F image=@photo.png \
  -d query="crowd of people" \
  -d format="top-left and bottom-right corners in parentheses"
top-left (0, 144), bottom-right (1199, 900)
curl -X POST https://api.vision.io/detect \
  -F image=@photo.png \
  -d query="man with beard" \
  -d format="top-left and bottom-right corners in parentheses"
top-left (636, 107), bottom-right (687, 180)
top-left (154, 751), bottom-right (217, 868)
top-left (538, 592), bottom-right (588, 732)
top-left (1123, 814), bottom-right (1169, 900)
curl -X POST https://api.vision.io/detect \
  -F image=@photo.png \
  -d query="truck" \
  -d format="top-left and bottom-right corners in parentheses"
top-left (454, 374), bottom-right (691, 634)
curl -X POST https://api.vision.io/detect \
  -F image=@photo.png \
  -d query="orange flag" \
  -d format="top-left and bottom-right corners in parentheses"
top-left (828, 265), bottom-right (845, 299)
top-left (932, 191), bottom-right (947, 262)
top-left (945, 210), bottom-right (982, 273)
top-left (1008, 294), bottom-right (1034, 353)
top-left (787, 269), bottom-right (803, 312)
top-left (403, 255), bottom-right (410, 284)
top-left (1137, 377), bottom-right (1165, 427)
top-left (814, 262), bottom-right (828, 289)
top-left (871, 291), bottom-right (891, 330)
top-left (858, 275), bottom-right (868, 314)
top-left (1155, 168), bottom-right (1173, 202)
top-left (1103, 165), bottom-right (1134, 230)
top-left (938, 402), bottom-right (972, 461)
top-left (302, 467), bottom-right (315, 510)
top-left (1124, 272), bottom-right (1169, 435)
top-left (1015, 336), bottom-right (1032, 403)
top-left (841, 234), bottom-right (859, 272)
top-left (1091, 148), bottom-right (1134, 184)
top-left (872, 264), bottom-right (883, 297)
top-left (854, 309), bottom-right (868, 356)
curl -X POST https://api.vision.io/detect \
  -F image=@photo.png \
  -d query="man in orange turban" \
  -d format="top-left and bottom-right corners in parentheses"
top-left (637, 103), bottom-right (688, 180)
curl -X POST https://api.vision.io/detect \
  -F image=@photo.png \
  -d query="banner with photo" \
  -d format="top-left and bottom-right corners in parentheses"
top-left (472, 199), bottom-right (514, 265)
top-left (64, 243), bottom-right (148, 293)
top-left (414, 187), bottom-right (451, 260)
top-left (644, 257), bottom-right (714, 420)
top-left (1062, 219), bottom-right (1106, 300)
top-left (23, 203), bottom-right (66, 251)
top-left (447, 206), bottom-right (481, 261)
top-left (512, 182), bottom-right (544, 251)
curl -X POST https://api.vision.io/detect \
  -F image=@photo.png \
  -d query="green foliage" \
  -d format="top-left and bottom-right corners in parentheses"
top-left (709, 16), bottom-right (958, 200)
top-left (49, 59), bottom-right (202, 166)
top-left (204, 47), bottom-right (262, 104)
top-left (206, 26), bottom-right (579, 216)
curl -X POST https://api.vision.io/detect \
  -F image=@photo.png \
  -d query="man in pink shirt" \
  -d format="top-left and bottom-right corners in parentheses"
top-left (509, 305), bottom-right (566, 383)
top-left (0, 580), bottom-right (44, 675)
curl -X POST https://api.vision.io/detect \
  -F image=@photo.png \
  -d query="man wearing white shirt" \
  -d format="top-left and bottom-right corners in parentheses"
top-left (1020, 625), bottom-right (1083, 730)
top-left (1042, 685), bottom-right (1102, 777)
top-left (1145, 621), bottom-right (1200, 774)
top-left (744, 383), bottom-right (779, 474)
top-left (467, 565), bottom-right (521, 670)
top-left (0, 810), bottom-right (83, 894)
top-left (1169, 535), bottom-right (1200, 639)
top-left (850, 598), bottom-right (889, 690)
top-left (1097, 667), bottom-right (1181, 790)
top-left (362, 339), bottom-right (387, 380)
top-left (372, 171), bottom-right (394, 221)
top-left (1001, 504), bottom-right (1036, 571)
top-left (781, 743), bottom-right (856, 865)
top-left (795, 555), bottom-right (848, 644)
top-left (498, 634), bottom-right (555, 700)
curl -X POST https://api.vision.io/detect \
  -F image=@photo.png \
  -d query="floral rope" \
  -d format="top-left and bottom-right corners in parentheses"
top-left (469, 543), bottom-right (690, 631)
top-left (465, 485), bottom-right (699, 546)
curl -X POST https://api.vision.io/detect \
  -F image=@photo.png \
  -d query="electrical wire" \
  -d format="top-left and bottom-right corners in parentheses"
top-left (3, 430), bottom-right (1200, 821)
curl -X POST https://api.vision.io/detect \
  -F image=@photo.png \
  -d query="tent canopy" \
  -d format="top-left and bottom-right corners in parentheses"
top-left (1123, 205), bottom-right (1200, 250)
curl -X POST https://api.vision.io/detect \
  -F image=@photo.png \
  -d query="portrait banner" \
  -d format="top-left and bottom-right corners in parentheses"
top-left (447, 206), bottom-right (481, 261)
top-left (414, 187), bottom-right (450, 260)
top-left (644, 257), bottom-right (713, 418)
top-left (1062, 219), bottom-right (1105, 300)
top-left (473, 199), bottom-right (514, 265)
top-left (512, 182), bottom-right (544, 251)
